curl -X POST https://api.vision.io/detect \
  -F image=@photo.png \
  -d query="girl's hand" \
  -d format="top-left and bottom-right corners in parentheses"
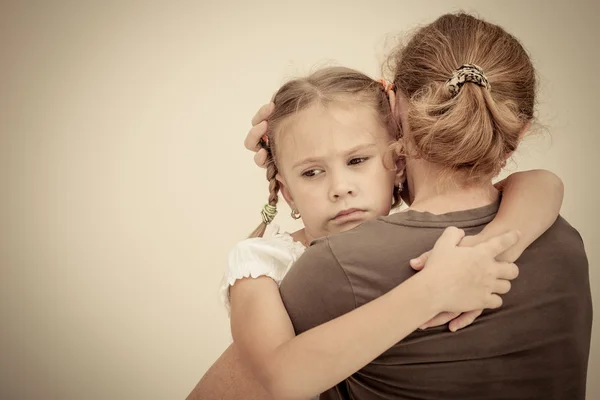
top-left (416, 309), bottom-right (483, 332)
top-left (244, 103), bottom-right (274, 168)
top-left (410, 231), bottom-right (515, 332)
top-left (414, 227), bottom-right (520, 319)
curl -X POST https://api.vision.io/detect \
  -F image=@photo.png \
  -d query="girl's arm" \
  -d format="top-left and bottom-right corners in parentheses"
top-left (413, 169), bottom-right (564, 332)
top-left (412, 169), bottom-right (563, 267)
top-left (486, 169), bottom-right (563, 262)
top-left (230, 275), bottom-right (435, 400)
top-left (186, 343), bottom-right (272, 400)
top-left (229, 229), bottom-right (519, 400)
top-left (189, 170), bottom-right (562, 400)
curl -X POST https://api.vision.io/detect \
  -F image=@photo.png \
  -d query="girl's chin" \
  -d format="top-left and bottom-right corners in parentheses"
top-left (327, 220), bottom-right (364, 235)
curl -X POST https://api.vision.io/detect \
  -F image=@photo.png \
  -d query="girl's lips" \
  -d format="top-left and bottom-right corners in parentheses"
top-left (332, 209), bottom-right (366, 222)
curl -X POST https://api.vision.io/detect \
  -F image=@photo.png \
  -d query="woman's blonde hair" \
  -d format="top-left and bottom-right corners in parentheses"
top-left (389, 13), bottom-right (536, 183)
top-left (250, 66), bottom-right (401, 238)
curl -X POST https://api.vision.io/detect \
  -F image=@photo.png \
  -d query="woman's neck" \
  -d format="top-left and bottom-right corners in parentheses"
top-left (406, 159), bottom-right (499, 215)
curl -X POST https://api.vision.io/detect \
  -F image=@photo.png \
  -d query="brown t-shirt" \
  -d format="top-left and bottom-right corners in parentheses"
top-left (279, 201), bottom-right (592, 400)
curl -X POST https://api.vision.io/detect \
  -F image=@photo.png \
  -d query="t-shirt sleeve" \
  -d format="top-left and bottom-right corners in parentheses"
top-left (279, 238), bottom-right (356, 335)
top-left (219, 236), bottom-right (297, 313)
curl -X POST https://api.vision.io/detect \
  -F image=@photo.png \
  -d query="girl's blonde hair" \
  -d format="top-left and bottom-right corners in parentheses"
top-left (389, 13), bottom-right (536, 183)
top-left (250, 67), bottom-right (401, 238)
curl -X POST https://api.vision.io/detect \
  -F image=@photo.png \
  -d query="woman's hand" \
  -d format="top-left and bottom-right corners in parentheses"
top-left (244, 102), bottom-right (274, 168)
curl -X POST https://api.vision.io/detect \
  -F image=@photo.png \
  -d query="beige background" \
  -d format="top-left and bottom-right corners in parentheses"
top-left (1, 1), bottom-right (598, 399)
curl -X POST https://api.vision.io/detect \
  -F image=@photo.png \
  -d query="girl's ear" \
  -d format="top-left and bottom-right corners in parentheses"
top-left (394, 156), bottom-right (407, 187)
top-left (276, 173), bottom-right (295, 207)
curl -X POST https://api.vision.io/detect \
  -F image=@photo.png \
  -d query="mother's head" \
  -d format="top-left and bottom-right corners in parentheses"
top-left (389, 13), bottom-right (535, 186)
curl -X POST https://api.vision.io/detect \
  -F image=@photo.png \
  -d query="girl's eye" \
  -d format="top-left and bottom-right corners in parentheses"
top-left (302, 169), bottom-right (324, 178)
top-left (348, 157), bottom-right (369, 165)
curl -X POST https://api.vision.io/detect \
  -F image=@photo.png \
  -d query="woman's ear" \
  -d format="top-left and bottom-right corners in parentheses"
top-left (505, 121), bottom-right (532, 160)
top-left (276, 173), bottom-right (295, 207)
top-left (519, 121), bottom-right (532, 140)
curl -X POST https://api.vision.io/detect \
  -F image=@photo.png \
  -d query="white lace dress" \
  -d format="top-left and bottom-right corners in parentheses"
top-left (220, 225), bottom-right (306, 313)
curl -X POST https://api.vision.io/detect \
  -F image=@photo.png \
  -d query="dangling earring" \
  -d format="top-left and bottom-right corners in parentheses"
top-left (290, 207), bottom-right (301, 220)
top-left (396, 182), bottom-right (403, 192)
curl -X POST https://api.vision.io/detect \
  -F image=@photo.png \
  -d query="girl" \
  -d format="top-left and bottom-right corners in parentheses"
top-left (189, 68), bottom-right (563, 399)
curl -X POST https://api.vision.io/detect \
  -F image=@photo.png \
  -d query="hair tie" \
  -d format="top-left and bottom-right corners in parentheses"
top-left (259, 134), bottom-right (270, 151)
top-left (261, 204), bottom-right (277, 225)
top-left (446, 64), bottom-right (490, 97)
top-left (378, 78), bottom-right (396, 92)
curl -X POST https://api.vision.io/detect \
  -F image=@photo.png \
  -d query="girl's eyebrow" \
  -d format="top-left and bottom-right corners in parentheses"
top-left (292, 156), bottom-right (323, 170)
top-left (344, 143), bottom-right (377, 155)
top-left (291, 143), bottom-right (377, 170)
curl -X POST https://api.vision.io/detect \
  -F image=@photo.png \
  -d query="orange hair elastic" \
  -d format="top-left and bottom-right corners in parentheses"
top-left (259, 134), bottom-right (269, 150)
top-left (378, 78), bottom-right (396, 92)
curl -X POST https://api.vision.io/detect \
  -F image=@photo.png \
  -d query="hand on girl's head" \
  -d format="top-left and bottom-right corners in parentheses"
top-left (251, 102), bottom-right (274, 127)
top-left (246, 121), bottom-right (268, 167)
top-left (245, 120), bottom-right (267, 152)
top-left (246, 103), bottom-right (275, 168)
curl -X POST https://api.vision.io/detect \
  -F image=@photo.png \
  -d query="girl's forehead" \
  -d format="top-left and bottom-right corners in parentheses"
top-left (276, 102), bottom-right (391, 166)
top-left (299, 101), bottom-right (377, 124)
top-left (278, 102), bottom-right (389, 145)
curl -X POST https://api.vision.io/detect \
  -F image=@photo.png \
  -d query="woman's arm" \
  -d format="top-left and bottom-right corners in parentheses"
top-left (229, 228), bottom-right (519, 400)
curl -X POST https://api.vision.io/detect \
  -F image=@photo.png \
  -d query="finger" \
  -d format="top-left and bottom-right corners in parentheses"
top-left (251, 103), bottom-right (275, 126)
top-left (496, 262), bottom-right (519, 281)
top-left (478, 230), bottom-right (521, 257)
top-left (434, 226), bottom-right (465, 250)
top-left (419, 311), bottom-right (460, 330)
top-left (486, 294), bottom-right (503, 310)
top-left (254, 149), bottom-right (269, 168)
top-left (409, 251), bottom-right (430, 271)
top-left (449, 309), bottom-right (483, 332)
top-left (493, 279), bottom-right (511, 295)
top-left (245, 121), bottom-right (268, 151)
